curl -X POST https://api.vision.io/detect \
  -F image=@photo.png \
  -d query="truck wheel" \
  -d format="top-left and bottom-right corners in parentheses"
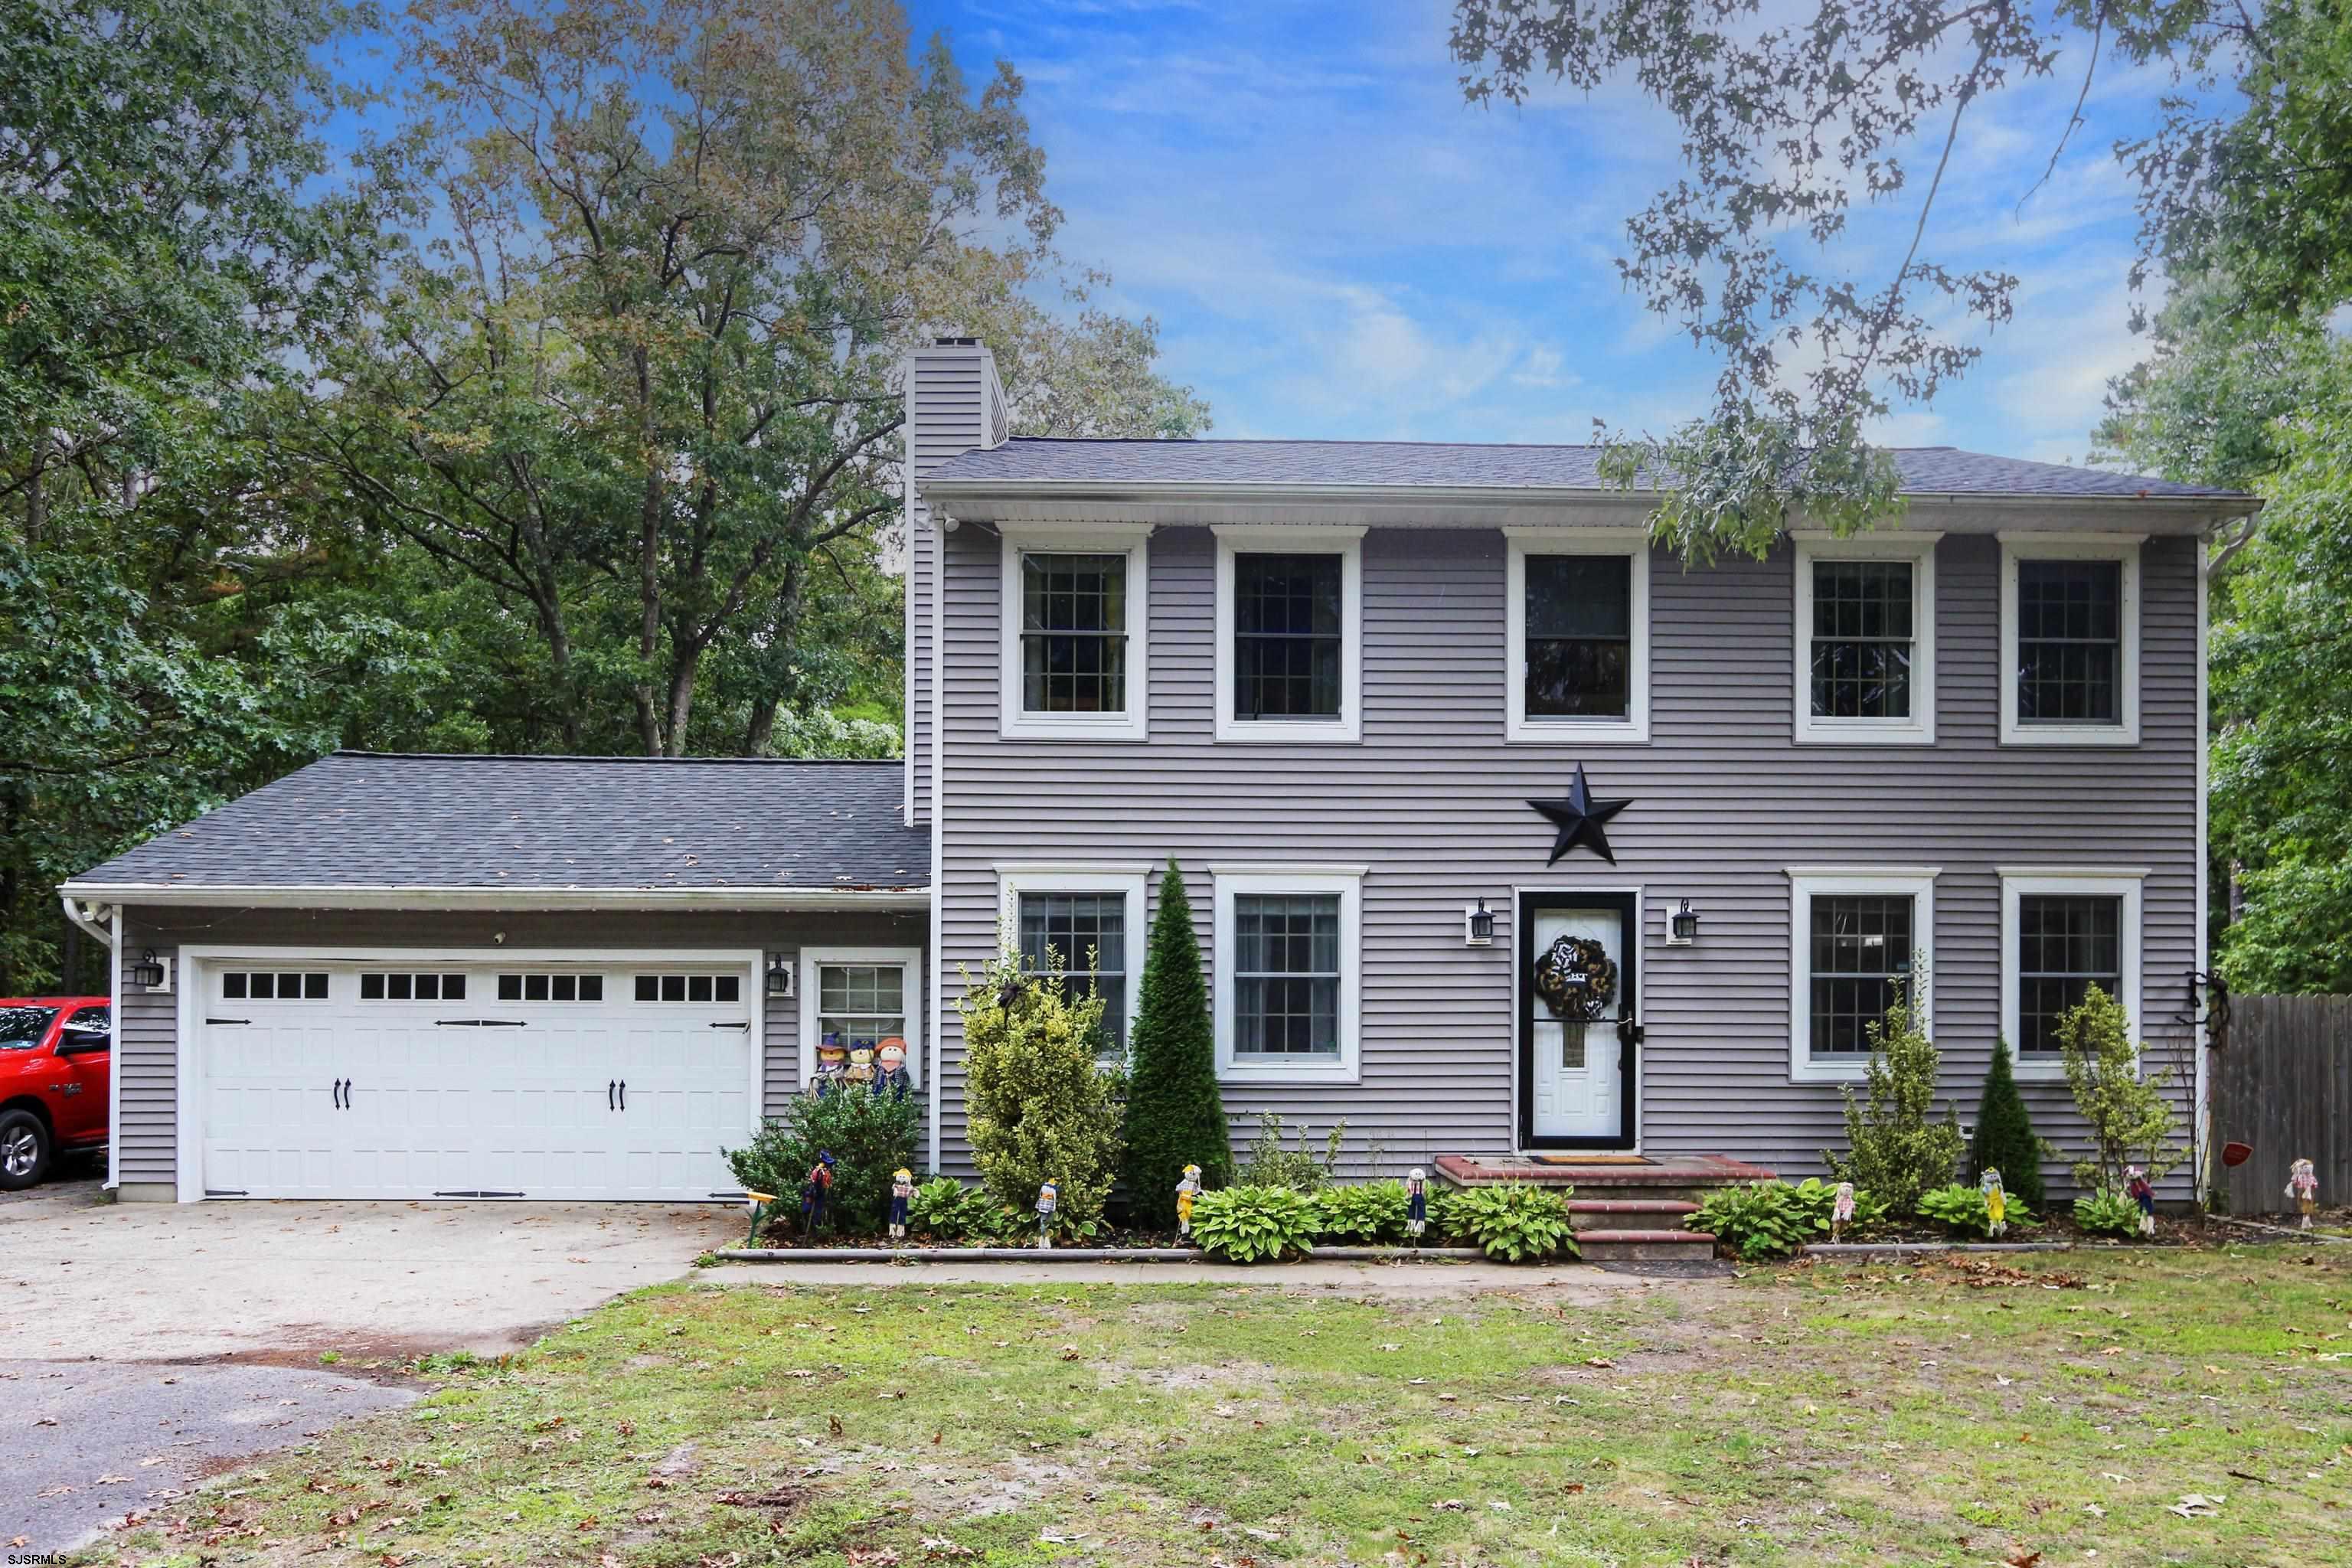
top-left (0, 1108), bottom-right (50, 1190)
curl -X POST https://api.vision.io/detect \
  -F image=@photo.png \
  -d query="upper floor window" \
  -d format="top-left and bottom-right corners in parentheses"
top-left (998, 527), bottom-right (1149, 740)
top-left (2001, 869), bottom-right (2143, 1078)
top-left (1506, 529), bottom-right (1649, 743)
top-left (1792, 533), bottom-right (1936, 744)
top-left (1214, 526), bottom-right (1363, 742)
top-left (2000, 535), bottom-right (2141, 746)
top-left (1787, 867), bottom-right (1936, 1082)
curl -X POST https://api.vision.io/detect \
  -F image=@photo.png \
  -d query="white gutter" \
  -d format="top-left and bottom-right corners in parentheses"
top-left (57, 883), bottom-right (932, 913)
top-left (58, 894), bottom-right (120, 1192)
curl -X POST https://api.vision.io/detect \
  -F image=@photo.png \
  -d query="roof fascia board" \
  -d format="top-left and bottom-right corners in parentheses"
top-left (59, 883), bottom-right (932, 913)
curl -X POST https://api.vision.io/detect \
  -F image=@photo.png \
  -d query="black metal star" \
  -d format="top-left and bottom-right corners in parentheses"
top-left (1527, 763), bottom-right (1632, 866)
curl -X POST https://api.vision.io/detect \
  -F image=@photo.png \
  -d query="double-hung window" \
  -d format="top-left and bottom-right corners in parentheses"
top-left (998, 528), bottom-right (1148, 740)
top-left (1999, 535), bottom-right (2141, 745)
top-left (1506, 529), bottom-right (1650, 742)
top-left (1792, 533), bottom-right (1936, 743)
top-left (998, 865), bottom-right (1148, 1059)
top-left (1788, 868), bottom-right (1936, 1081)
top-left (1214, 527), bottom-right (1363, 742)
top-left (2001, 870), bottom-right (2142, 1078)
top-left (1213, 866), bottom-right (1364, 1081)
top-left (796, 946), bottom-right (925, 1089)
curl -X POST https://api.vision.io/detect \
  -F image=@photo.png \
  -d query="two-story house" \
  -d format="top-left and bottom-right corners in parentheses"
top-left (58, 337), bottom-right (2252, 1206)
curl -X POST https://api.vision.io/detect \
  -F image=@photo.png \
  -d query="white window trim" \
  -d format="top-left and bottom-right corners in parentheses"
top-left (1210, 864), bottom-right (1367, 1083)
top-left (1213, 525), bottom-right (1365, 743)
top-left (998, 524), bottom-right (1151, 741)
top-left (995, 864), bottom-right (1150, 1045)
top-left (1504, 527), bottom-right (1651, 744)
top-left (1792, 531), bottom-right (1939, 745)
top-left (1785, 867), bottom-right (1939, 1083)
top-left (799, 946), bottom-right (926, 1091)
top-left (1998, 532), bottom-right (2144, 746)
top-left (1999, 867), bottom-right (2145, 1082)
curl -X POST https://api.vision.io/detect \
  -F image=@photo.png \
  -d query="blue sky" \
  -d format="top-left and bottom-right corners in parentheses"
top-left (905, 0), bottom-right (2193, 468)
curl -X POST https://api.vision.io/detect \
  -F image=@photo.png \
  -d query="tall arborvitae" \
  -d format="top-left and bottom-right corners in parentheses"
top-left (1969, 1037), bottom-right (2047, 1213)
top-left (1118, 861), bottom-right (1232, 1227)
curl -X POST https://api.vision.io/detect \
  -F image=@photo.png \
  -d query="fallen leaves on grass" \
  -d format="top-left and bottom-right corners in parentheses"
top-left (919, 1539), bottom-right (978, 1560)
top-left (2168, 1493), bottom-right (2224, 1519)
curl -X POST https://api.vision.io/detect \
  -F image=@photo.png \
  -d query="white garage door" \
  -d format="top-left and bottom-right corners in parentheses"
top-left (196, 958), bottom-right (756, 1200)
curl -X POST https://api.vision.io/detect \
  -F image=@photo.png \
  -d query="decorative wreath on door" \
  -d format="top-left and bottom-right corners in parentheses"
top-left (1534, 935), bottom-right (1618, 1023)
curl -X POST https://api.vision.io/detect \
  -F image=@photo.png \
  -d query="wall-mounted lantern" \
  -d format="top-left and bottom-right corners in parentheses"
top-left (1667, 899), bottom-right (1700, 946)
top-left (764, 955), bottom-right (795, 998)
top-left (1463, 898), bottom-right (1496, 947)
top-left (129, 948), bottom-right (169, 990)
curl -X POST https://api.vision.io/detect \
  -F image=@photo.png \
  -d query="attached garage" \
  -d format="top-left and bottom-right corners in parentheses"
top-left (59, 753), bottom-right (933, 1203)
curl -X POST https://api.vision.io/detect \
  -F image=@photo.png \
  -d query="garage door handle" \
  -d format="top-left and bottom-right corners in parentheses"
top-left (436, 1018), bottom-right (528, 1027)
top-left (618, 1079), bottom-right (626, 1111)
top-left (607, 1079), bottom-right (616, 1111)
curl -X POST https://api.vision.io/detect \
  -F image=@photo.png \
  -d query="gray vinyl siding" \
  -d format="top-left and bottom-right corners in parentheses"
top-left (935, 524), bottom-right (2202, 1197)
top-left (113, 906), bottom-right (926, 1194)
top-left (904, 346), bottom-right (1005, 826)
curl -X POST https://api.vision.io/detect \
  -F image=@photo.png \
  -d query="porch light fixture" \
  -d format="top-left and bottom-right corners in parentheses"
top-left (1463, 899), bottom-right (1496, 947)
top-left (1667, 899), bottom-right (1700, 946)
top-left (129, 948), bottom-right (168, 989)
top-left (764, 955), bottom-right (795, 998)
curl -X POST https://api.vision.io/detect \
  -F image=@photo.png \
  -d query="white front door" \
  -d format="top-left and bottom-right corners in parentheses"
top-left (195, 958), bottom-right (756, 1200)
top-left (1523, 895), bottom-right (1637, 1146)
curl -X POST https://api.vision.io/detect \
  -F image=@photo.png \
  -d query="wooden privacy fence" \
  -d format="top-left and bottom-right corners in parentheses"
top-left (2212, 995), bottom-right (2352, 1216)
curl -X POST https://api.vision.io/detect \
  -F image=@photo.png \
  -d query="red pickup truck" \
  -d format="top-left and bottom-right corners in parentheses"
top-left (0, 997), bottom-right (110, 1190)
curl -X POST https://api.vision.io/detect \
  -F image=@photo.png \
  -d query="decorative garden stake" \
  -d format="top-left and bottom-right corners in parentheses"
top-left (872, 1038), bottom-right (914, 1099)
top-left (888, 1168), bottom-right (914, 1240)
top-left (1979, 1168), bottom-right (2007, 1239)
top-left (1406, 1168), bottom-right (1428, 1243)
top-left (1036, 1181), bottom-right (1059, 1249)
top-left (744, 1189), bottom-right (777, 1247)
top-left (1831, 1181), bottom-right (1856, 1243)
top-left (810, 1040), bottom-right (850, 1097)
top-left (2125, 1165), bottom-right (2156, 1237)
top-left (1174, 1165), bottom-right (1202, 1238)
top-left (799, 1151), bottom-right (835, 1234)
top-left (2287, 1158), bottom-right (2319, 1230)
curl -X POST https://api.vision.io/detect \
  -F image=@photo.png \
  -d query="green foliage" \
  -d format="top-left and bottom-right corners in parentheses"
top-left (1969, 1039), bottom-right (2050, 1214)
top-left (1187, 1185), bottom-right (1319, 1263)
top-left (1310, 1181), bottom-right (1412, 1244)
top-left (1916, 1184), bottom-right (2023, 1240)
top-left (1688, 1178), bottom-right (1886, 1261)
top-left (1237, 1110), bottom-right (1346, 1193)
top-left (906, 1178), bottom-right (1015, 1243)
top-left (1824, 991), bottom-right (1966, 1216)
top-left (1118, 862), bottom-right (1232, 1227)
top-left (2057, 985), bottom-right (2181, 1195)
top-left (2074, 1188), bottom-right (2148, 1239)
top-left (1440, 1184), bottom-right (1579, 1263)
top-left (957, 949), bottom-right (1125, 1236)
top-left (724, 1089), bottom-right (926, 1236)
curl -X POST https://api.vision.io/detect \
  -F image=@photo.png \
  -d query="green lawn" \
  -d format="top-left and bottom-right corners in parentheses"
top-left (92, 1246), bottom-right (2350, 1566)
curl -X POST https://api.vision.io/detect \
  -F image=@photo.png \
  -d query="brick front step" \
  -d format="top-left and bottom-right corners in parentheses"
top-left (1567, 1197), bottom-right (1700, 1233)
top-left (1576, 1227), bottom-right (1719, 1263)
top-left (1433, 1154), bottom-right (1774, 1190)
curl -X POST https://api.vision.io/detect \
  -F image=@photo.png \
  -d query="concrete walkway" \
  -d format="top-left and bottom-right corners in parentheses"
top-left (704, 1256), bottom-right (1713, 1297)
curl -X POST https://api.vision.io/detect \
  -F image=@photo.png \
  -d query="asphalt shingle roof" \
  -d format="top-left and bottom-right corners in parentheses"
top-left (926, 438), bottom-right (2249, 500)
top-left (72, 752), bottom-right (928, 893)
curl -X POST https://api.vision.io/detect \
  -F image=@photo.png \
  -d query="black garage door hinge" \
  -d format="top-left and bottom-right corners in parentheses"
top-left (204, 1188), bottom-right (250, 1197)
top-left (435, 1018), bottom-right (528, 1027)
top-left (205, 1017), bottom-right (251, 1026)
top-left (432, 1190), bottom-right (527, 1198)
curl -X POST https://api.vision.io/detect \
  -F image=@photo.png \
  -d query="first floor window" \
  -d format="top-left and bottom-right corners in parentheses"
top-left (1233, 893), bottom-right (1340, 1058)
top-left (1020, 550), bottom-right (1129, 714)
top-left (1233, 552), bottom-right (1343, 720)
top-left (2016, 557), bottom-right (2122, 724)
top-left (1524, 552), bottom-right (1632, 718)
top-left (1018, 893), bottom-right (1129, 1050)
top-left (1808, 894), bottom-right (1915, 1056)
top-left (816, 964), bottom-right (904, 1051)
top-left (2017, 894), bottom-right (2122, 1056)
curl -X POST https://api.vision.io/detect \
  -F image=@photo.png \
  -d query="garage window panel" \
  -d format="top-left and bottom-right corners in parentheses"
top-left (359, 972), bottom-right (468, 1001)
top-left (633, 973), bottom-right (741, 1004)
top-left (222, 970), bottom-right (328, 1001)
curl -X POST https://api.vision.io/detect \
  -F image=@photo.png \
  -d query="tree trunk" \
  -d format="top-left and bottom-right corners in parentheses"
top-left (24, 430), bottom-right (48, 546)
top-left (662, 655), bottom-right (697, 758)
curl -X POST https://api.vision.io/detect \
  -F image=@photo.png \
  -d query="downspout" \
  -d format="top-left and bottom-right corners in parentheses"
top-left (929, 508), bottom-right (947, 1176)
top-left (59, 894), bottom-right (119, 1193)
top-left (2194, 533), bottom-right (2212, 1206)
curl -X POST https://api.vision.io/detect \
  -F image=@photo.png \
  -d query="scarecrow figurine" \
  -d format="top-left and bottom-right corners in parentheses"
top-left (2125, 1165), bottom-right (2156, 1237)
top-left (872, 1037), bottom-right (914, 1099)
top-left (799, 1151), bottom-right (837, 1234)
top-left (845, 1044), bottom-right (876, 1089)
top-left (1831, 1181), bottom-right (1857, 1243)
top-left (1979, 1168), bottom-right (2008, 1239)
top-left (888, 1167), bottom-right (915, 1240)
top-left (1174, 1164), bottom-right (1202, 1238)
top-left (1035, 1180), bottom-right (1059, 1250)
top-left (1406, 1168), bottom-right (1428, 1243)
top-left (810, 1039), bottom-right (850, 1096)
top-left (2287, 1158), bottom-right (2319, 1231)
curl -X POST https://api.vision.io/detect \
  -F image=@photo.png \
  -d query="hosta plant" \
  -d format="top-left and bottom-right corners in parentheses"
top-left (1312, 1180), bottom-right (1411, 1243)
top-left (1690, 1178), bottom-right (1889, 1259)
top-left (2073, 1188), bottom-right (2145, 1239)
top-left (1442, 1183), bottom-right (1579, 1263)
top-left (906, 1178), bottom-right (1014, 1242)
top-left (1188, 1184), bottom-right (1319, 1263)
top-left (1916, 1183), bottom-right (2037, 1238)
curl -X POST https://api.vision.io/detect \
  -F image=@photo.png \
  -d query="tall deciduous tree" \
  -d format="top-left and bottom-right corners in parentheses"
top-left (1119, 861), bottom-right (1232, 1228)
